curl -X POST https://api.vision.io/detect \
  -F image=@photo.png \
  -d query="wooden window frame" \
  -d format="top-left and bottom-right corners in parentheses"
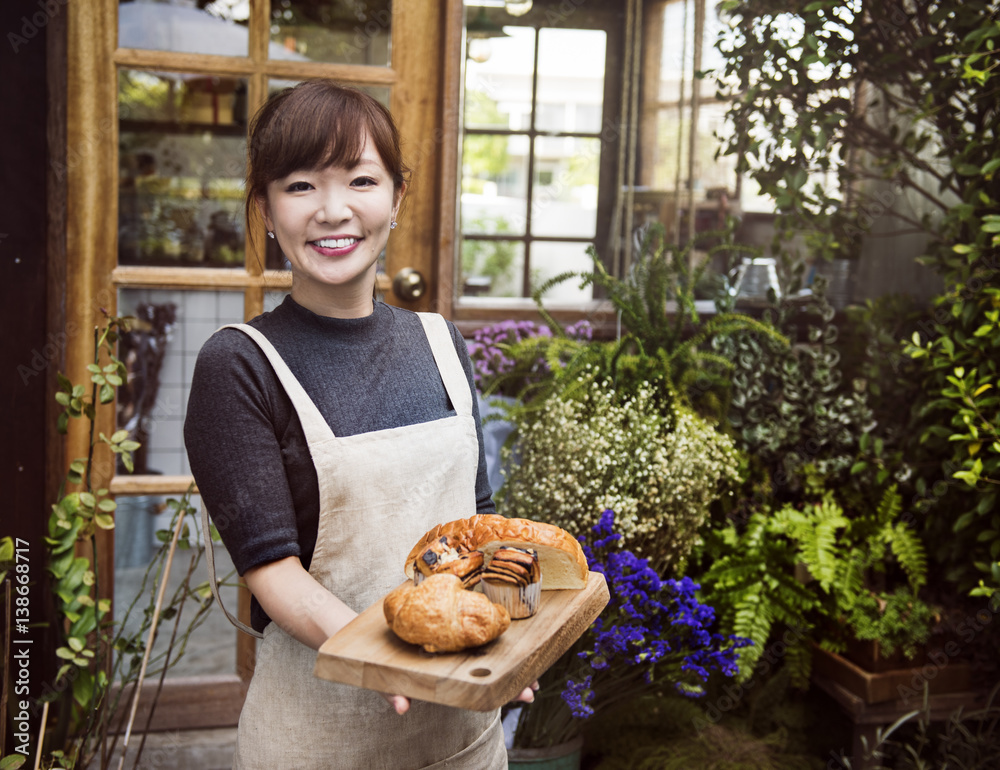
top-left (445, 1), bottom-right (633, 337)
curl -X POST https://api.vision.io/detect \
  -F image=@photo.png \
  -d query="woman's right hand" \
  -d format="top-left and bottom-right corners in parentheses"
top-left (382, 693), bottom-right (410, 715)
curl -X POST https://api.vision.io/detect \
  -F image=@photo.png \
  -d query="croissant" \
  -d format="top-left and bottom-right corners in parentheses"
top-left (383, 574), bottom-right (511, 653)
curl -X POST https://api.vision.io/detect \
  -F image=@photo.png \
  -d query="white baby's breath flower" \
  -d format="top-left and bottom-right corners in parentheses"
top-left (500, 382), bottom-right (741, 572)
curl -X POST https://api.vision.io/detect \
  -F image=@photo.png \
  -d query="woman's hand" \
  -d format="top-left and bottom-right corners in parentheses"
top-left (384, 680), bottom-right (538, 716)
top-left (514, 680), bottom-right (540, 704)
top-left (382, 693), bottom-right (410, 715)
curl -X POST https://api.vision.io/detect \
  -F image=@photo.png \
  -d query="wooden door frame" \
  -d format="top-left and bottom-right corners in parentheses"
top-left (64, 0), bottom-right (459, 730)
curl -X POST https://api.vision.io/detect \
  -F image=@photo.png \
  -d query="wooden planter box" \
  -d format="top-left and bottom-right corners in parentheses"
top-left (811, 644), bottom-right (972, 705)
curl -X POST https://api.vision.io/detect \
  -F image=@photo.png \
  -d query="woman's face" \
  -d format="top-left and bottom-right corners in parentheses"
top-left (259, 136), bottom-right (401, 316)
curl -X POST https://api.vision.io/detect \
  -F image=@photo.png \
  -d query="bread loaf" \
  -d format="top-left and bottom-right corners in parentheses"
top-left (412, 537), bottom-right (484, 588)
top-left (383, 574), bottom-right (510, 653)
top-left (403, 515), bottom-right (588, 589)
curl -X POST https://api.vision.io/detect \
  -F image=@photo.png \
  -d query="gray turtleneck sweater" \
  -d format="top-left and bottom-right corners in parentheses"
top-left (184, 296), bottom-right (495, 631)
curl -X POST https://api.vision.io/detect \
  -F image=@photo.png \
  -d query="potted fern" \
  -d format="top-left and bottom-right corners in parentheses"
top-left (696, 483), bottom-right (956, 701)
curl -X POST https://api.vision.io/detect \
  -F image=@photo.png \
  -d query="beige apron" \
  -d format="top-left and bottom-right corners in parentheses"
top-left (206, 313), bottom-right (506, 770)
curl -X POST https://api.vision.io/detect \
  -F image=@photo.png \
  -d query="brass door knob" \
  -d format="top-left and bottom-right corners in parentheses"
top-left (392, 268), bottom-right (426, 302)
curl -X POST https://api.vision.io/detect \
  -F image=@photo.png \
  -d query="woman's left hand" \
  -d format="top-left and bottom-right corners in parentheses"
top-left (513, 680), bottom-right (540, 704)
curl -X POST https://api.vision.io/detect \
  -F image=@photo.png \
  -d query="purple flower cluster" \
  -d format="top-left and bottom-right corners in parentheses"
top-left (562, 509), bottom-right (751, 719)
top-left (467, 319), bottom-right (593, 395)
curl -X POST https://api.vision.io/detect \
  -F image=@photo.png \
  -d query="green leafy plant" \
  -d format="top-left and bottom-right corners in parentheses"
top-left (867, 683), bottom-right (1000, 770)
top-left (497, 376), bottom-right (741, 573)
top-left (714, 279), bottom-right (876, 507)
top-left (716, 0), bottom-right (1000, 289)
top-left (846, 587), bottom-right (935, 661)
top-left (713, 0), bottom-right (1000, 598)
top-left (905, 284), bottom-right (1000, 596)
top-left (699, 485), bottom-right (929, 687)
top-left (1, 313), bottom-right (223, 769)
top-left (530, 223), bottom-right (785, 420)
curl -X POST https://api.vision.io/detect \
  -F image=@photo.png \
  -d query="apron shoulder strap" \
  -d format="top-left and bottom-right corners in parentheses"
top-left (416, 313), bottom-right (473, 417)
top-left (205, 322), bottom-right (333, 638)
top-left (201, 501), bottom-right (263, 638)
top-left (219, 323), bottom-right (335, 443)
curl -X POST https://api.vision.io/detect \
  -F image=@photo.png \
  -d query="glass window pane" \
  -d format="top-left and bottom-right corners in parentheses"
top-left (119, 70), bottom-right (247, 268)
top-left (530, 137), bottom-right (600, 238)
top-left (536, 28), bottom-right (606, 134)
top-left (114, 494), bottom-right (239, 677)
top-left (460, 239), bottom-right (525, 299)
top-left (461, 134), bottom-right (529, 235)
top-left (464, 27), bottom-right (534, 130)
top-left (529, 241), bottom-right (594, 302)
top-left (270, 0), bottom-right (391, 66)
top-left (119, 0), bottom-right (252, 58)
top-left (652, 103), bottom-right (737, 199)
top-left (116, 288), bottom-right (245, 477)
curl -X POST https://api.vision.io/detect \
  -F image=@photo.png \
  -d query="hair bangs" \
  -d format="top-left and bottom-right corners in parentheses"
top-left (256, 92), bottom-right (368, 186)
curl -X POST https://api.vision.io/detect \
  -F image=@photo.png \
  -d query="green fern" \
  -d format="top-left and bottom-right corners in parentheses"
top-left (700, 485), bottom-right (933, 683)
top-left (889, 524), bottom-right (928, 593)
top-left (529, 223), bottom-right (787, 419)
top-left (700, 516), bottom-right (818, 682)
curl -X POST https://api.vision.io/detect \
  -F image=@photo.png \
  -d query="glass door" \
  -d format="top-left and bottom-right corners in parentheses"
top-left (64, 0), bottom-right (456, 731)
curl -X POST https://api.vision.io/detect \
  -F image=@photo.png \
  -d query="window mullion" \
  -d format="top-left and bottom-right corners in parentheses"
top-left (522, 26), bottom-right (542, 297)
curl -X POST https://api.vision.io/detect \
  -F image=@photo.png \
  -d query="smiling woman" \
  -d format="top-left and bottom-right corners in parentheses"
top-left (183, 81), bottom-right (524, 769)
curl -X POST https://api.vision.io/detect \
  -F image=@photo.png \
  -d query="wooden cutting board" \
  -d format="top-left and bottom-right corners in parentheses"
top-left (314, 571), bottom-right (609, 711)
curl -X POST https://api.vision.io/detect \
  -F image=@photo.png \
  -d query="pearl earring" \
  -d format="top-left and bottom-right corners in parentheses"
top-left (390, 220), bottom-right (397, 230)
top-left (267, 231), bottom-right (275, 239)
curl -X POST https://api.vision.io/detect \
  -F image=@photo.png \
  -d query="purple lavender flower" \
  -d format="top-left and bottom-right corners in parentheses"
top-left (467, 318), bottom-right (596, 396)
top-left (563, 510), bottom-right (750, 710)
top-left (467, 320), bottom-right (553, 394)
top-left (562, 675), bottom-right (595, 719)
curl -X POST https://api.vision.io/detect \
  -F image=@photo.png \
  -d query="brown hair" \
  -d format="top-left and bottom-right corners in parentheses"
top-left (244, 81), bottom-right (409, 237)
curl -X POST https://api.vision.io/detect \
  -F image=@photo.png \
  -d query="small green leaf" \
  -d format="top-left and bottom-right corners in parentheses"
top-left (111, 429), bottom-right (129, 443)
top-left (95, 513), bottom-right (115, 530)
top-left (72, 671), bottom-right (93, 707)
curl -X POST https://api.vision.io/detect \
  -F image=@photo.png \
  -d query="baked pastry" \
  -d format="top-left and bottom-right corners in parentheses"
top-left (383, 573), bottom-right (511, 653)
top-left (404, 515), bottom-right (588, 589)
top-left (481, 547), bottom-right (541, 619)
top-left (411, 537), bottom-right (484, 589)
